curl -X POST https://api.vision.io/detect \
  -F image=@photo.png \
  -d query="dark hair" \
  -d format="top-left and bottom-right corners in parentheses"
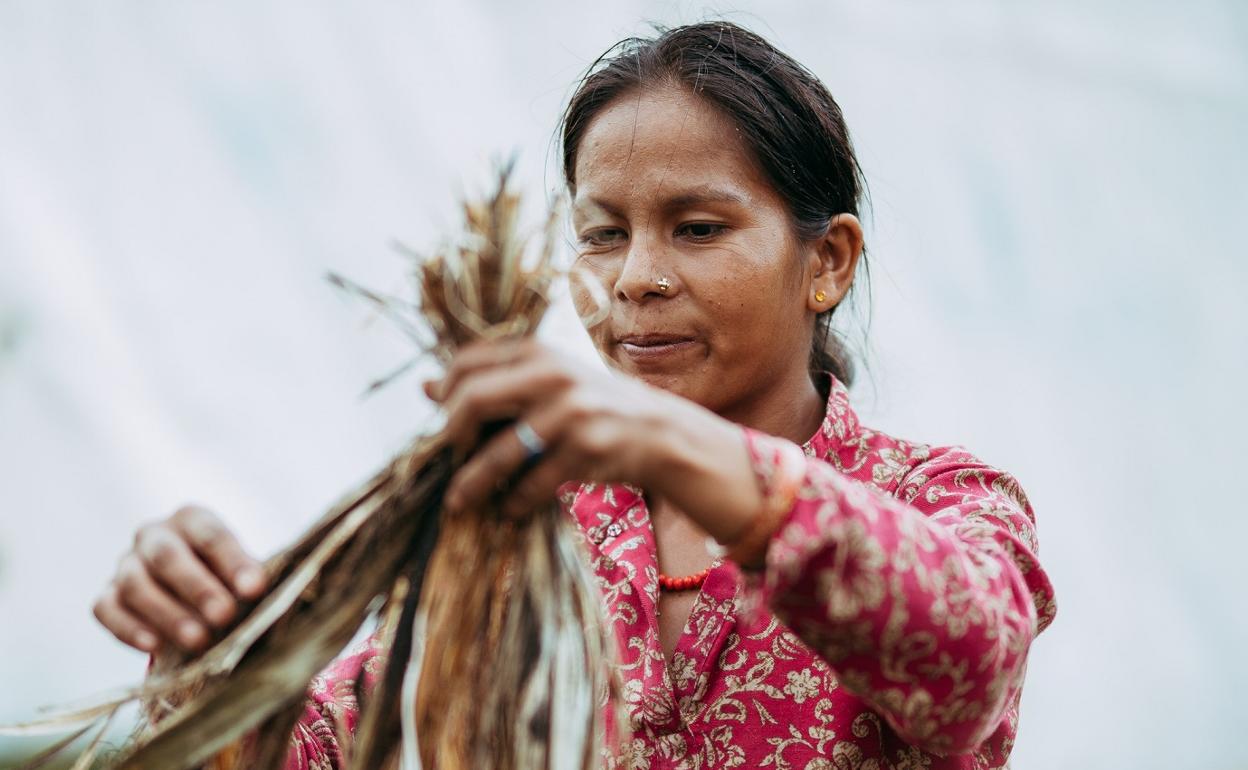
top-left (560, 20), bottom-right (868, 386)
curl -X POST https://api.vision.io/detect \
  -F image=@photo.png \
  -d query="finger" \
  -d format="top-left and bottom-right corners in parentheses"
top-left (445, 426), bottom-right (532, 513)
top-left (445, 421), bottom-right (556, 514)
top-left (498, 396), bottom-right (599, 517)
top-left (442, 380), bottom-right (529, 456)
top-left (134, 523), bottom-right (237, 628)
top-left (441, 359), bottom-right (573, 454)
top-left (171, 505), bottom-right (266, 599)
top-left (502, 441), bottom-right (583, 518)
top-left (445, 398), bottom-right (572, 513)
top-left (115, 556), bottom-right (211, 652)
top-left (436, 338), bottom-right (539, 402)
top-left (93, 587), bottom-right (160, 652)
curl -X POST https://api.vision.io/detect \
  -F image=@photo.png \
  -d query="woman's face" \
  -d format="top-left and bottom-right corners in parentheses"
top-left (570, 85), bottom-right (822, 416)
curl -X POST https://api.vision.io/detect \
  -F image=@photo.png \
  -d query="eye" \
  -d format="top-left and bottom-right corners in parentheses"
top-left (676, 222), bottom-right (728, 241)
top-left (578, 227), bottom-right (627, 249)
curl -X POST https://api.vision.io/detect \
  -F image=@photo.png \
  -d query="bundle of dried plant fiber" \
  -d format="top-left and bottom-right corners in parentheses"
top-left (0, 163), bottom-right (619, 770)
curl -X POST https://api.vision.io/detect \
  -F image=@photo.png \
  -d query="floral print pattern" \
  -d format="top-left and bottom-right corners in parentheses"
top-left (282, 375), bottom-right (1055, 769)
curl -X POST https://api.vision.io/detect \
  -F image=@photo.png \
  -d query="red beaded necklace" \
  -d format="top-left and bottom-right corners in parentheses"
top-left (657, 566), bottom-right (713, 592)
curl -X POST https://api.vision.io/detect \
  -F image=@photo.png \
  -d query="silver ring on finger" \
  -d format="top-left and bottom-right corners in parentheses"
top-left (513, 420), bottom-right (547, 463)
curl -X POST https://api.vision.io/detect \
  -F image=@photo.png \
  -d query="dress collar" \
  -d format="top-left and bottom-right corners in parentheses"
top-left (800, 372), bottom-right (859, 461)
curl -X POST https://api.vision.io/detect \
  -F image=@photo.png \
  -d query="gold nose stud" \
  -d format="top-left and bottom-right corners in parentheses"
top-left (656, 277), bottom-right (672, 293)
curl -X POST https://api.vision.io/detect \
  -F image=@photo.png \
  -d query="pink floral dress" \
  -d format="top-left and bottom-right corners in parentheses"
top-left (287, 376), bottom-right (1056, 769)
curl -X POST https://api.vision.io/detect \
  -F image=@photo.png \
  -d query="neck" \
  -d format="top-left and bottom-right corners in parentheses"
top-left (717, 365), bottom-right (826, 447)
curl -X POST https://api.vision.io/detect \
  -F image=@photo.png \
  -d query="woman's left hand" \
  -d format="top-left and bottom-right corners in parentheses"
top-left (426, 338), bottom-right (762, 542)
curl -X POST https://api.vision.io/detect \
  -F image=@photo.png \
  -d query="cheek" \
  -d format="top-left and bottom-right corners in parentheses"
top-left (708, 245), bottom-right (793, 309)
top-left (701, 250), bottom-right (804, 340)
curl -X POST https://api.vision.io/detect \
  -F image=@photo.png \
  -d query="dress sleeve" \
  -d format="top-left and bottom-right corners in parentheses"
top-left (738, 429), bottom-right (1056, 756)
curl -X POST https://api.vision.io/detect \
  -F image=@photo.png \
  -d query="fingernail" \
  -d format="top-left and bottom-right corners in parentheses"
top-left (178, 620), bottom-right (205, 648)
top-left (135, 631), bottom-right (158, 651)
top-left (203, 598), bottom-right (232, 625)
top-left (235, 567), bottom-right (265, 595)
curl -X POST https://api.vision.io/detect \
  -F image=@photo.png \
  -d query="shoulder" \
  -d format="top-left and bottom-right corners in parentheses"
top-left (833, 421), bottom-right (1035, 522)
top-left (813, 377), bottom-right (1034, 517)
top-left (815, 396), bottom-right (1043, 561)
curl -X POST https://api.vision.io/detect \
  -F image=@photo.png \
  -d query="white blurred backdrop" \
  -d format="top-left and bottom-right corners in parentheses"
top-left (1, 2), bottom-right (1245, 768)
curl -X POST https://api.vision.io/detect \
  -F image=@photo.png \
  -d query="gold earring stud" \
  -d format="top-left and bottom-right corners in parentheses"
top-left (814, 290), bottom-right (827, 303)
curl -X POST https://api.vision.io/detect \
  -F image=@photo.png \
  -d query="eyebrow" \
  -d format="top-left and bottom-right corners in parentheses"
top-left (661, 186), bottom-right (750, 209)
top-left (573, 185), bottom-right (750, 217)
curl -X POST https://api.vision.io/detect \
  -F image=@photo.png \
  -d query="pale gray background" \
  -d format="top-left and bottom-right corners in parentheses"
top-left (1, 2), bottom-right (1245, 768)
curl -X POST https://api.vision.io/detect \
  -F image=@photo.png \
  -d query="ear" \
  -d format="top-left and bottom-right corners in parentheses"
top-left (807, 213), bottom-right (864, 313)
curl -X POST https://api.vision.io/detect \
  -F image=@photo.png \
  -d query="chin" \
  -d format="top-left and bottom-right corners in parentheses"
top-left (618, 364), bottom-right (719, 409)
top-left (633, 370), bottom-right (686, 392)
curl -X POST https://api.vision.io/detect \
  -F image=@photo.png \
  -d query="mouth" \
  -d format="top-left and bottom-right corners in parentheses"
top-left (615, 333), bottom-right (700, 364)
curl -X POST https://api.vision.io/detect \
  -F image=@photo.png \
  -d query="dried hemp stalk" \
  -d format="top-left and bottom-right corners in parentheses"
top-left (1, 162), bottom-right (620, 770)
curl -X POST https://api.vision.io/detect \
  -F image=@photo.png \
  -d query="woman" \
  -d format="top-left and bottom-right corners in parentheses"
top-left (92, 21), bottom-right (1055, 769)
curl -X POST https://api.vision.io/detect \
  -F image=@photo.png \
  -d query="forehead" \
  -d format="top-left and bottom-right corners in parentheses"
top-left (572, 85), bottom-right (773, 209)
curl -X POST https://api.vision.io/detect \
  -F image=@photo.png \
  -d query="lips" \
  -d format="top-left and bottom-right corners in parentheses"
top-left (615, 333), bottom-right (700, 364)
top-left (618, 333), bottom-right (694, 347)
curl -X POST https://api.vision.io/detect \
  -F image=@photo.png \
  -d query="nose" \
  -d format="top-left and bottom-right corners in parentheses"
top-left (614, 231), bottom-right (676, 304)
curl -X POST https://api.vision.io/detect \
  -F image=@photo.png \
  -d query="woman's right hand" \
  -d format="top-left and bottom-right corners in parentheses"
top-left (92, 505), bottom-right (268, 654)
